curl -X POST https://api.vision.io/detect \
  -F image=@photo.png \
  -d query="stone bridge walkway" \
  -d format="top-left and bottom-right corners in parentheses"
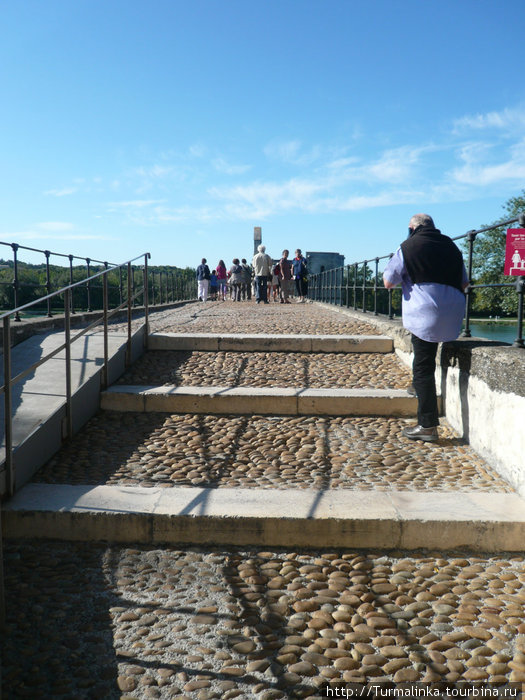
top-left (2, 301), bottom-right (525, 698)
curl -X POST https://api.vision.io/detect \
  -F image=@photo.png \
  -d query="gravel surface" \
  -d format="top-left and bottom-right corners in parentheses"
top-left (33, 413), bottom-right (512, 492)
top-left (116, 351), bottom-right (412, 390)
top-left (142, 301), bottom-right (383, 336)
top-left (6, 302), bottom-right (522, 699)
top-left (3, 542), bottom-right (525, 698)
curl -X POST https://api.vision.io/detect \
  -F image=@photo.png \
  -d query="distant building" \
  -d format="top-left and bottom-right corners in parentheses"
top-left (254, 227), bottom-right (262, 255)
top-left (306, 251), bottom-right (345, 275)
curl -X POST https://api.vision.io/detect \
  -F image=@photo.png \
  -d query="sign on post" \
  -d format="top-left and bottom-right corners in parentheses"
top-left (504, 228), bottom-right (525, 276)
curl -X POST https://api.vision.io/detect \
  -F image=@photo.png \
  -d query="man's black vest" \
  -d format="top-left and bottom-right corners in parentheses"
top-left (400, 226), bottom-right (465, 293)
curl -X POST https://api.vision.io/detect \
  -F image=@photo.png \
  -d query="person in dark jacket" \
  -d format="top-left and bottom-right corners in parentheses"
top-left (383, 214), bottom-right (469, 441)
top-left (196, 258), bottom-right (211, 302)
top-left (292, 249), bottom-right (308, 302)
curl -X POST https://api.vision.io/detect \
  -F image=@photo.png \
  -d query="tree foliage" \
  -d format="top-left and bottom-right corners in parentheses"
top-left (0, 260), bottom-right (196, 315)
top-left (463, 190), bottom-right (525, 316)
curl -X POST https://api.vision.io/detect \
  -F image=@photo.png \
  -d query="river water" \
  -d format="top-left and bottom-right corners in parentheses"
top-left (465, 321), bottom-right (519, 344)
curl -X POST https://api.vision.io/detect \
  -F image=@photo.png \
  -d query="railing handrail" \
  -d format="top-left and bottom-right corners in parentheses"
top-left (0, 239), bottom-right (119, 267)
top-left (341, 215), bottom-right (522, 272)
top-left (308, 212), bottom-right (525, 349)
top-left (0, 252), bottom-right (150, 322)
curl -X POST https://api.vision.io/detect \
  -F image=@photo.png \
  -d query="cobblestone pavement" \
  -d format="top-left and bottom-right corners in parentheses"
top-left (3, 542), bottom-right (525, 698)
top-left (6, 302), bottom-right (524, 698)
top-left (141, 301), bottom-right (383, 336)
top-left (33, 413), bottom-right (512, 492)
top-left (117, 351), bottom-right (412, 390)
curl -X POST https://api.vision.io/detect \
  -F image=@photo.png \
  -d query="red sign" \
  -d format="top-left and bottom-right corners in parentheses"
top-left (504, 228), bottom-right (525, 276)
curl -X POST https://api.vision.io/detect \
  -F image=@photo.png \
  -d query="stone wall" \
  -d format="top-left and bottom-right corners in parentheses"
top-left (319, 303), bottom-right (525, 498)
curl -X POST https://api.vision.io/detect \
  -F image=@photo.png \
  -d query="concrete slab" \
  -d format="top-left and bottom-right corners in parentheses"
top-left (101, 385), bottom-right (418, 416)
top-left (148, 332), bottom-right (393, 354)
top-left (298, 388), bottom-right (416, 416)
top-left (4, 483), bottom-right (525, 552)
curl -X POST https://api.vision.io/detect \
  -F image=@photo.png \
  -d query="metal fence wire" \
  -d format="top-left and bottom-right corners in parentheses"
top-left (308, 214), bottom-right (525, 349)
top-left (0, 240), bottom-right (195, 319)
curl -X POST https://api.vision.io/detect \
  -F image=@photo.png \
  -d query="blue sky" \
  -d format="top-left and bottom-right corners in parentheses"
top-left (1, 0), bottom-right (524, 271)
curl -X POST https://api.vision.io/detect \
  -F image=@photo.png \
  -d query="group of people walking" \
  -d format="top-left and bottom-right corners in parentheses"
top-left (196, 248), bottom-right (309, 304)
top-left (252, 246), bottom-right (308, 304)
top-left (197, 212), bottom-right (468, 447)
top-left (196, 258), bottom-right (252, 302)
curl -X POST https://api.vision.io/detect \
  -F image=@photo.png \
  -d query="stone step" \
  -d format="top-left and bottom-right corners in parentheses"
top-left (101, 384), bottom-right (418, 416)
top-left (149, 332), bottom-right (393, 353)
top-left (4, 483), bottom-right (525, 552)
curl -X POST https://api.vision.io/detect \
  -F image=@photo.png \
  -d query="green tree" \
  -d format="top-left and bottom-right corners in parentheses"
top-left (464, 190), bottom-right (525, 316)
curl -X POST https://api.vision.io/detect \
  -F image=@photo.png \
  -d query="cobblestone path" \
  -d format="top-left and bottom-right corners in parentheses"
top-left (3, 301), bottom-right (524, 699)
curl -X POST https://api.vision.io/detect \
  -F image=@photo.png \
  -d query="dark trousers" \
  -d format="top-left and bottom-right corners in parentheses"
top-left (231, 282), bottom-right (241, 301)
top-left (295, 277), bottom-right (307, 297)
top-left (241, 282), bottom-right (252, 300)
top-left (255, 276), bottom-right (268, 302)
top-left (411, 334), bottom-right (439, 428)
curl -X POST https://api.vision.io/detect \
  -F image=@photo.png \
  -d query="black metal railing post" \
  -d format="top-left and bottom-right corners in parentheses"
top-left (353, 263), bottom-right (358, 310)
top-left (462, 230), bottom-right (476, 337)
top-left (374, 257), bottom-right (379, 315)
top-left (345, 265), bottom-right (350, 307)
top-left (362, 260), bottom-right (367, 313)
top-left (11, 244), bottom-right (21, 321)
top-left (102, 271), bottom-right (109, 388)
top-left (126, 263), bottom-right (132, 366)
top-left (118, 266), bottom-right (124, 307)
top-left (64, 289), bottom-right (73, 440)
top-left (45, 250), bottom-right (52, 317)
top-left (514, 276), bottom-right (525, 348)
top-left (3, 316), bottom-right (14, 494)
top-left (144, 253), bottom-right (150, 348)
top-left (387, 253), bottom-right (394, 319)
top-left (86, 258), bottom-right (92, 312)
top-left (68, 255), bottom-right (75, 314)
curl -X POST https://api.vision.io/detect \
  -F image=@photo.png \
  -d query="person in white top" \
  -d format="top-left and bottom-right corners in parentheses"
top-left (251, 244), bottom-right (273, 304)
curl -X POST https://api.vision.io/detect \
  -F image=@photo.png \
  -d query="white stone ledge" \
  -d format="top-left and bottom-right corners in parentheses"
top-left (101, 385), bottom-right (417, 416)
top-left (4, 483), bottom-right (525, 552)
top-left (148, 332), bottom-right (393, 353)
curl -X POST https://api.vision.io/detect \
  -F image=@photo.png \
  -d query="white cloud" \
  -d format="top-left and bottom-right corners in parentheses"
top-left (132, 164), bottom-right (173, 179)
top-left (6, 231), bottom-right (110, 242)
top-left (212, 158), bottom-right (251, 175)
top-left (264, 140), bottom-right (303, 163)
top-left (453, 106), bottom-right (525, 134)
top-left (36, 221), bottom-right (75, 231)
top-left (44, 187), bottom-right (77, 197)
top-left (450, 138), bottom-right (525, 186)
top-left (189, 143), bottom-right (207, 158)
top-left (210, 178), bottom-right (329, 219)
top-left (108, 199), bottom-right (167, 209)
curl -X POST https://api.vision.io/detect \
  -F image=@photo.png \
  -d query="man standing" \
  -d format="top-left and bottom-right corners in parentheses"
top-left (251, 244), bottom-right (273, 304)
top-left (279, 249), bottom-right (293, 304)
top-left (292, 248), bottom-right (308, 302)
top-left (383, 214), bottom-right (468, 441)
top-left (196, 258), bottom-right (211, 302)
top-left (240, 258), bottom-right (252, 300)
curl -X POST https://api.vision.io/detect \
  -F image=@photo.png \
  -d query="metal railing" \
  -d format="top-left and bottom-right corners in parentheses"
top-left (0, 240), bottom-right (195, 320)
top-left (0, 252), bottom-right (151, 500)
top-left (308, 214), bottom-right (525, 349)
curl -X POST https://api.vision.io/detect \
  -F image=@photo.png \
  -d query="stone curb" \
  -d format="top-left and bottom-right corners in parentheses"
top-left (149, 332), bottom-right (393, 353)
top-left (100, 385), bottom-right (419, 416)
top-left (4, 484), bottom-right (525, 552)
